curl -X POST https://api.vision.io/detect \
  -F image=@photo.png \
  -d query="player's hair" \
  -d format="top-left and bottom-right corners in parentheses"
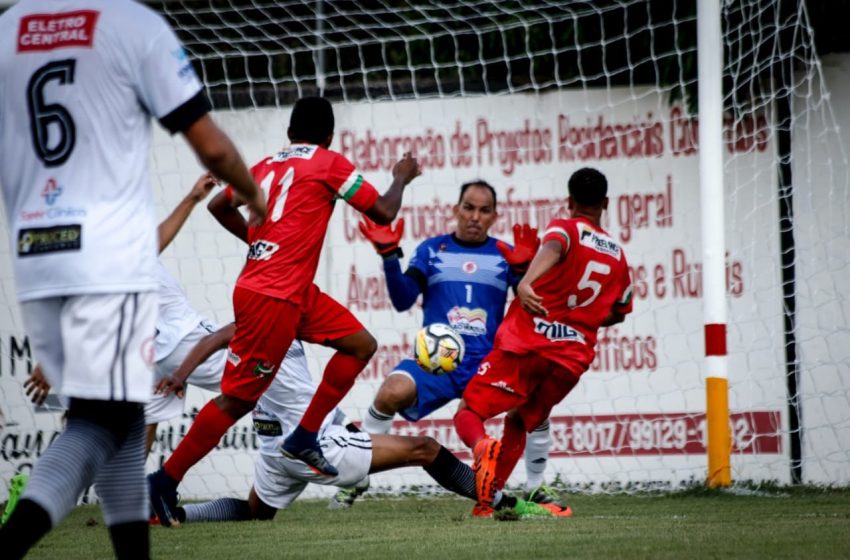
top-left (568, 167), bottom-right (608, 207)
top-left (289, 97), bottom-right (335, 144)
top-left (458, 180), bottom-right (497, 209)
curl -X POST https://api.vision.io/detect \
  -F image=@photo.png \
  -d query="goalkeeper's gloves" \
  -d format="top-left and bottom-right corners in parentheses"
top-left (496, 223), bottom-right (540, 275)
top-left (359, 216), bottom-right (405, 259)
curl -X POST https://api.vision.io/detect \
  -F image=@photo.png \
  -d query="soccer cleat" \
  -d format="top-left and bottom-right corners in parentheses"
top-left (148, 469), bottom-right (181, 528)
top-left (513, 499), bottom-right (556, 519)
top-left (539, 502), bottom-right (574, 517)
top-left (1, 473), bottom-right (28, 525)
top-left (524, 484), bottom-right (568, 508)
top-left (472, 437), bottom-right (501, 507)
top-left (471, 503), bottom-right (495, 518)
top-left (328, 476), bottom-right (370, 510)
top-left (281, 442), bottom-right (339, 477)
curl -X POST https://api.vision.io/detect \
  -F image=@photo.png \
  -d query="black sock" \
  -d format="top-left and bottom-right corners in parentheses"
top-left (108, 520), bottom-right (149, 560)
top-left (494, 495), bottom-right (518, 510)
top-left (423, 446), bottom-right (477, 501)
top-left (0, 499), bottom-right (53, 559)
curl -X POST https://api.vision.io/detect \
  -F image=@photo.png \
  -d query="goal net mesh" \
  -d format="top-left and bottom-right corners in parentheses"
top-left (1, 0), bottom-right (848, 501)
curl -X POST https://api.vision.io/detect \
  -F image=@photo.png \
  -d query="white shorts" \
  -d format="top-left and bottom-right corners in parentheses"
top-left (20, 292), bottom-right (157, 403)
top-left (146, 323), bottom-right (225, 424)
top-left (253, 425), bottom-right (372, 510)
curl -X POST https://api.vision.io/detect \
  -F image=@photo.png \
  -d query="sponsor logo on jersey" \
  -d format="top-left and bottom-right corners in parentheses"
top-left (462, 261), bottom-right (478, 274)
top-left (252, 418), bottom-right (283, 437)
top-left (18, 11), bottom-right (99, 52)
top-left (17, 225), bottom-right (81, 257)
top-left (247, 239), bottom-right (280, 261)
top-left (227, 349), bottom-right (241, 366)
top-left (253, 360), bottom-right (277, 378)
top-left (19, 206), bottom-right (87, 222)
top-left (578, 223), bottom-right (621, 259)
top-left (274, 145), bottom-right (318, 161)
top-left (172, 47), bottom-right (196, 81)
top-left (489, 380), bottom-right (516, 393)
top-left (447, 306), bottom-right (488, 336)
top-left (476, 361), bottom-right (491, 376)
top-left (532, 317), bottom-right (587, 344)
top-left (41, 179), bottom-right (62, 205)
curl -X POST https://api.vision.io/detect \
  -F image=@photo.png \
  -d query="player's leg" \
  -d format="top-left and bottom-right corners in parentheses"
top-left (0, 294), bottom-right (155, 558)
top-left (150, 287), bottom-right (295, 526)
top-left (93, 404), bottom-right (150, 558)
top-left (523, 419), bottom-right (565, 506)
top-left (512, 364), bottom-right (581, 517)
top-left (454, 349), bottom-right (529, 507)
top-left (283, 286), bottom-right (373, 475)
top-left (362, 371), bottom-right (416, 434)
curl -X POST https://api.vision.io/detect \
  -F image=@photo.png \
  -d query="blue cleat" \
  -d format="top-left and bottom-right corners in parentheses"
top-left (147, 469), bottom-right (180, 528)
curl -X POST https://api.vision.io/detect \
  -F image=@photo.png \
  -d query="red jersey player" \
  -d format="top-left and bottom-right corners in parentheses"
top-left (453, 167), bottom-right (633, 514)
top-left (149, 97), bottom-right (421, 527)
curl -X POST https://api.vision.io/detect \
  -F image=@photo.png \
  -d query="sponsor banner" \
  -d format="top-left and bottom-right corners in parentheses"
top-left (17, 10), bottom-right (99, 52)
top-left (385, 411), bottom-right (782, 459)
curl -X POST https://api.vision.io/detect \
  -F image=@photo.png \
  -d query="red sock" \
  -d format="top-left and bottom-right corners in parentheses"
top-left (298, 352), bottom-right (368, 432)
top-left (164, 400), bottom-right (237, 481)
top-left (454, 408), bottom-right (487, 449)
top-left (495, 415), bottom-right (527, 491)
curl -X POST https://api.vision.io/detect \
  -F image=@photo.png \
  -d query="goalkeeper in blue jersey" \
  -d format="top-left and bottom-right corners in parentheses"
top-left (338, 181), bottom-right (566, 516)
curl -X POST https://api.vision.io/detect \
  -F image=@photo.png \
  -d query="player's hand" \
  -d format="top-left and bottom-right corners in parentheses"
top-left (188, 173), bottom-right (218, 203)
top-left (517, 280), bottom-right (548, 316)
top-left (359, 216), bottom-right (405, 258)
top-left (392, 152), bottom-right (422, 186)
top-left (245, 189), bottom-right (268, 228)
top-left (24, 365), bottom-right (51, 406)
top-left (496, 224), bottom-right (540, 275)
top-left (155, 374), bottom-right (187, 399)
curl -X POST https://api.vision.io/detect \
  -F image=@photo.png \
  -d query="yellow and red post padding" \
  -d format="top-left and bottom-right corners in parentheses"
top-left (705, 323), bottom-right (731, 487)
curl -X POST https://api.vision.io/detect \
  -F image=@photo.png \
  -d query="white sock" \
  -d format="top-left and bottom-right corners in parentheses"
top-left (362, 404), bottom-right (394, 434)
top-left (524, 420), bottom-right (551, 490)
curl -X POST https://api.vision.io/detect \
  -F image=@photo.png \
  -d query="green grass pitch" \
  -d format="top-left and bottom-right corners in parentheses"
top-left (20, 489), bottom-right (850, 559)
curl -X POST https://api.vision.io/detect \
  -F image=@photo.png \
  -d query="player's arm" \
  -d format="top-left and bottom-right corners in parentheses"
top-left (516, 239), bottom-right (563, 316)
top-left (156, 323), bottom-right (236, 398)
top-left (182, 115), bottom-right (266, 226)
top-left (208, 188), bottom-right (249, 243)
top-left (158, 173), bottom-right (217, 253)
top-left (358, 216), bottom-right (424, 311)
top-left (363, 153), bottom-right (421, 225)
top-left (385, 258), bottom-right (427, 311)
top-left (601, 262), bottom-right (634, 327)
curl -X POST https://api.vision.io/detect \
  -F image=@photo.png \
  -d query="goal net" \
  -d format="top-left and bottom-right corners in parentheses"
top-left (1, 0), bottom-right (848, 502)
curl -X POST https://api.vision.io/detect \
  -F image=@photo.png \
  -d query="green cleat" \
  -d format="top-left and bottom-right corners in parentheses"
top-left (524, 484), bottom-right (567, 507)
top-left (328, 476), bottom-right (369, 510)
top-left (1, 473), bottom-right (29, 525)
top-left (494, 498), bottom-right (554, 521)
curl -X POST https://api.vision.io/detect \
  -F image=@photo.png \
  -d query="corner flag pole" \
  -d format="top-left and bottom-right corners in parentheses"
top-left (697, 0), bottom-right (731, 487)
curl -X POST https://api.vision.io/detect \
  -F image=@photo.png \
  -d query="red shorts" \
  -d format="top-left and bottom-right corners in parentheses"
top-left (462, 348), bottom-right (582, 432)
top-left (221, 284), bottom-right (364, 402)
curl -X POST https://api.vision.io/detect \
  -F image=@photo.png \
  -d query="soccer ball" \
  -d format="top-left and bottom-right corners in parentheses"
top-left (414, 323), bottom-right (465, 375)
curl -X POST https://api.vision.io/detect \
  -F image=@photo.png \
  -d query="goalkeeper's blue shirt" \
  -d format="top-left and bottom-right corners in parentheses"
top-left (383, 233), bottom-right (519, 359)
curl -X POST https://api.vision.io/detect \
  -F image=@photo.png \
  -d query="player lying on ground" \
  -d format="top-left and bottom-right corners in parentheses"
top-left (346, 181), bottom-right (563, 513)
top-left (454, 168), bottom-right (633, 514)
top-left (156, 324), bottom-right (564, 522)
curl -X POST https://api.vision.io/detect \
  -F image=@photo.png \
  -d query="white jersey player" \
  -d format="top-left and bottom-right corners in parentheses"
top-left (0, 1), bottom-right (264, 557)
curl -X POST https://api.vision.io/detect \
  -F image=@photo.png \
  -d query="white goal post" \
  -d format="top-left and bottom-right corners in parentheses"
top-left (1, 1), bottom-right (849, 501)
